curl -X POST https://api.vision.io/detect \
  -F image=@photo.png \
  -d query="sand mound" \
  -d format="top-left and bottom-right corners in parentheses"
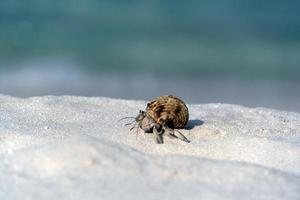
top-left (0, 95), bottom-right (299, 199)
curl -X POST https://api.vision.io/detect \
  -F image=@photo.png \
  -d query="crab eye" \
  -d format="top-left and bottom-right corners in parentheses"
top-left (139, 110), bottom-right (145, 115)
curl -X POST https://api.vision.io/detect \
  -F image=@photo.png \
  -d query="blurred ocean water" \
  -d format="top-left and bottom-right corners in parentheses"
top-left (0, 1), bottom-right (299, 111)
top-left (1, 59), bottom-right (300, 112)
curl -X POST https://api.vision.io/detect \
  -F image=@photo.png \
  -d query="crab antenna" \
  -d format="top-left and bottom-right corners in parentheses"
top-left (130, 124), bottom-right (138, 131)
top-left (125, 121), bottom-right (136, 126)
top-left (117, 116), bottom-right (136, 122)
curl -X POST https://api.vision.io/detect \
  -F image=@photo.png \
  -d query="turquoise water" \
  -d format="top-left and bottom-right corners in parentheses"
top-left (0, 1), bottom-right (300, 111)
top-left (0, 1), bottom-right (299, 80)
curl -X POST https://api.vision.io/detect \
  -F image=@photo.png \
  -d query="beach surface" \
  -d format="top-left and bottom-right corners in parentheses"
top-left (0, 95), bottom-right (299, 200)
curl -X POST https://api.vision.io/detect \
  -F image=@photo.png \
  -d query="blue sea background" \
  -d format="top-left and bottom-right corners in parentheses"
top-left (0, 1), bottom-right (299, 112)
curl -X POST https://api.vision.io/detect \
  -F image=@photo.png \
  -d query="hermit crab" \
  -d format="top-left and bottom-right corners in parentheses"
top-left (122, 95), bottom-right (190, 144)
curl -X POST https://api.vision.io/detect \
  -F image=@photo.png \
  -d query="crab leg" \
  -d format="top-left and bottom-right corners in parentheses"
top-left (153, 126), bottom-right (164, 144)
top-left (164, 127), bottom-right (190, 143)
top-left (174, 130), bottom-right (190, 143)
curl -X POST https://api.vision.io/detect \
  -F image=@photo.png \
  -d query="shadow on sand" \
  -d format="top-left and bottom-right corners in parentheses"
top-left (185, 119), bottom-right (204, 130)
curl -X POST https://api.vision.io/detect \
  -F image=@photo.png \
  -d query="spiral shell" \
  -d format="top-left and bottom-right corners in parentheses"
top-left (146, 95), bottom-right (189, 129)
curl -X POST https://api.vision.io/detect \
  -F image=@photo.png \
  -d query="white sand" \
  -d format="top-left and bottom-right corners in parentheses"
top-left (0, 95), bottom-right (299, 200)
